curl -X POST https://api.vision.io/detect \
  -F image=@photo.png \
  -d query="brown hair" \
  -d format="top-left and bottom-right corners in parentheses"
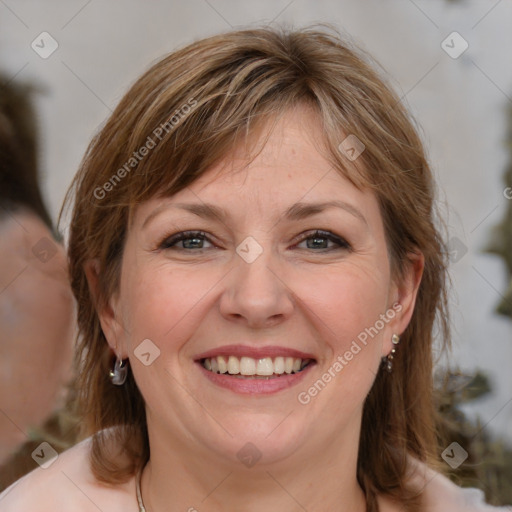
top-left (63, 24), bottom-right (450, 511)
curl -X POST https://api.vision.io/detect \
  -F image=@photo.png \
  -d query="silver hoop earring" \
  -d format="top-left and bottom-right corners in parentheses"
top-left (382, 334), bottom-right (400, 373)
top-left (109, 356), bottom-right (128, 385)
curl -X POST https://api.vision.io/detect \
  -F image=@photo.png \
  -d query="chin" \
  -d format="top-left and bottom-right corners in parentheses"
top-left (198, 412), bottom-right (311, 467)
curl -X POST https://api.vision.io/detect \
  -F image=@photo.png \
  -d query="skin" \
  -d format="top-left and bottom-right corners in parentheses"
top-left (108, 104), bottom-right (423, 511)
top-left (0, 104), bottom-right (424, 511)
top-left (0, 208), bottom-right (75, 464)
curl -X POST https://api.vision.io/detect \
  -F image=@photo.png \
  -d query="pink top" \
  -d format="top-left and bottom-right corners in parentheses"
top-left (0, 438), bottom-right (510, 510)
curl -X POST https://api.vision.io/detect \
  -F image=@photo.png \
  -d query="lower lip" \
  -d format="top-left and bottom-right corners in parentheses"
top-left (197, 362), bottom-right (315, 395)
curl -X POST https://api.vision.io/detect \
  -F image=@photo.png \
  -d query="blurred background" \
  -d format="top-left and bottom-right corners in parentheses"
top-left (0, 0), bottom-right (510, 504)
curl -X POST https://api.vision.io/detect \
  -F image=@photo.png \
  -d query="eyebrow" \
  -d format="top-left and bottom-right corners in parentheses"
top-left (142, 200), bottom-right (368, 228)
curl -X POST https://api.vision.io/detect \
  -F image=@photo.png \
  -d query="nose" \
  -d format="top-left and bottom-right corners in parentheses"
top-left (219, 242), bottom-right (295, 329)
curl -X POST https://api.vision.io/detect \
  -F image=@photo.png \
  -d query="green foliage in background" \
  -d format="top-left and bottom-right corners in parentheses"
top-left (486, 103), bottom-right (512, 319)
top-left (436, 370), bottom-right (512, 506)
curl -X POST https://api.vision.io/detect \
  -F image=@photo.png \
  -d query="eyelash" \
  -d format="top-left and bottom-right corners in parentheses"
top-left (158, 230), bottom-right (351, 252)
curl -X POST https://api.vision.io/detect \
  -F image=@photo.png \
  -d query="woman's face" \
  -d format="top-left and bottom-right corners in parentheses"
top-left (101, 104), bottom-right (422, 467)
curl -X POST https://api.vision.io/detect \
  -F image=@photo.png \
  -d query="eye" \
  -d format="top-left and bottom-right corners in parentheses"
top-left (159, 231), bottom-right (214, 250)
top-left (295, 230), bottom-right (351, 251)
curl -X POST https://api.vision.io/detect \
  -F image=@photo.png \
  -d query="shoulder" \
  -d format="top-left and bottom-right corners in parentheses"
top-left (0, 208), bottom-right (69, 282)
top-left (0, 435), bottom-right (138, 512)
top-left (0, 208), bottom-right (72, 311)
top-left (406, 457), bottom-right (512, 511)
top-left (0, 208), bottom-right (50, 256)
top-left (0, 207), bottom-right (74, 357)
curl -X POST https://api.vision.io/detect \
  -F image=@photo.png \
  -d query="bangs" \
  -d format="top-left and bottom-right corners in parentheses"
top-left (89, 37), bottom-right (374, 221)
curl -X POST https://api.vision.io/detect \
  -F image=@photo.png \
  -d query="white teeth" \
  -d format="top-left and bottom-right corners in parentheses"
top-left (256, 357), bottom-right (274, 376)
top-left (274, 356), bottom-right (285, 374)
top-left (227, 356), bottom-right (240, 374)
top-left (202, 355), bottom-right (310, 376)
top-left (218, 356), bottom-right (228, 374)
top-left (240, 356), bottom-right (256, 375)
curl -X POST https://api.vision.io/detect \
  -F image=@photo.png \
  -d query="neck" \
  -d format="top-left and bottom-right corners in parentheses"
top-left (140, 415), bottom-right (367, 512)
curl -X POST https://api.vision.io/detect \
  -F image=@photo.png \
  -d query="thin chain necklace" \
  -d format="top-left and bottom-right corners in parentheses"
top-left (136, 467), bottom-right (370, 512)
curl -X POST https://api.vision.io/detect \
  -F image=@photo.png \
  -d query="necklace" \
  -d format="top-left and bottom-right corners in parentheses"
top-left (136, 466), bottom-right (369, 512)
top-left (136, 467), bottom-right (146, 512)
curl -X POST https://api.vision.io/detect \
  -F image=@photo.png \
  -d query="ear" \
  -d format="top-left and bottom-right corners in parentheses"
top-left (383, 250), bottom-right (424, 356)
top-left (84, 258), bottom-right (127, 358)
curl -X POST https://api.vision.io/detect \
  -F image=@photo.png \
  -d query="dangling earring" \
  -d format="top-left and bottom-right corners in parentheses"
top-left (109, 355), bottom-right (128, 385)
top-left (382, 334), bottom-right (400, 373)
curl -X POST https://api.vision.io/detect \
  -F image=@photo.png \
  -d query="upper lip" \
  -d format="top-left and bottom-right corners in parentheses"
top-left (194, 345), bottom-right (317, 361)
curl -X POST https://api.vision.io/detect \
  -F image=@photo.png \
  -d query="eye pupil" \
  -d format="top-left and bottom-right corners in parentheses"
top-left (159, 231), bottom-right (209, 250)
top-left (183, 236), bottom-right (203, 249)
top-left (301, 230), bottom-right (348, 251)
top-left (308, 236), bottom-right (328, 249)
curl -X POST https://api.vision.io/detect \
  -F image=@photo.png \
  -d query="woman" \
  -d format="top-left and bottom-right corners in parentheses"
top-left (1, 25), bottom-right (509, 512)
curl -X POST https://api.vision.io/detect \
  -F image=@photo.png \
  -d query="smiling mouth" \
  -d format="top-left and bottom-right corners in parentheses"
top-left (201, 356), bottom-right (314, 379)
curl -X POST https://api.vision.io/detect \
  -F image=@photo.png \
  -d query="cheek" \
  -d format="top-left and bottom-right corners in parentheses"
top-left (297, 272), bottom-right (387, 415)
top-left (302, 266), bottom-right (391, 408)
top-left (119, 263), bottom-right (222, 347)
top-left (294, 262), bottom-right (390, 350)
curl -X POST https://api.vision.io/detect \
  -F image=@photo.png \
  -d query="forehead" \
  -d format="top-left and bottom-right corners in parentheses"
top-left (194, 108), bottom-right (333, 191)
top-left (131, 104), bottom-right (378, 228)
